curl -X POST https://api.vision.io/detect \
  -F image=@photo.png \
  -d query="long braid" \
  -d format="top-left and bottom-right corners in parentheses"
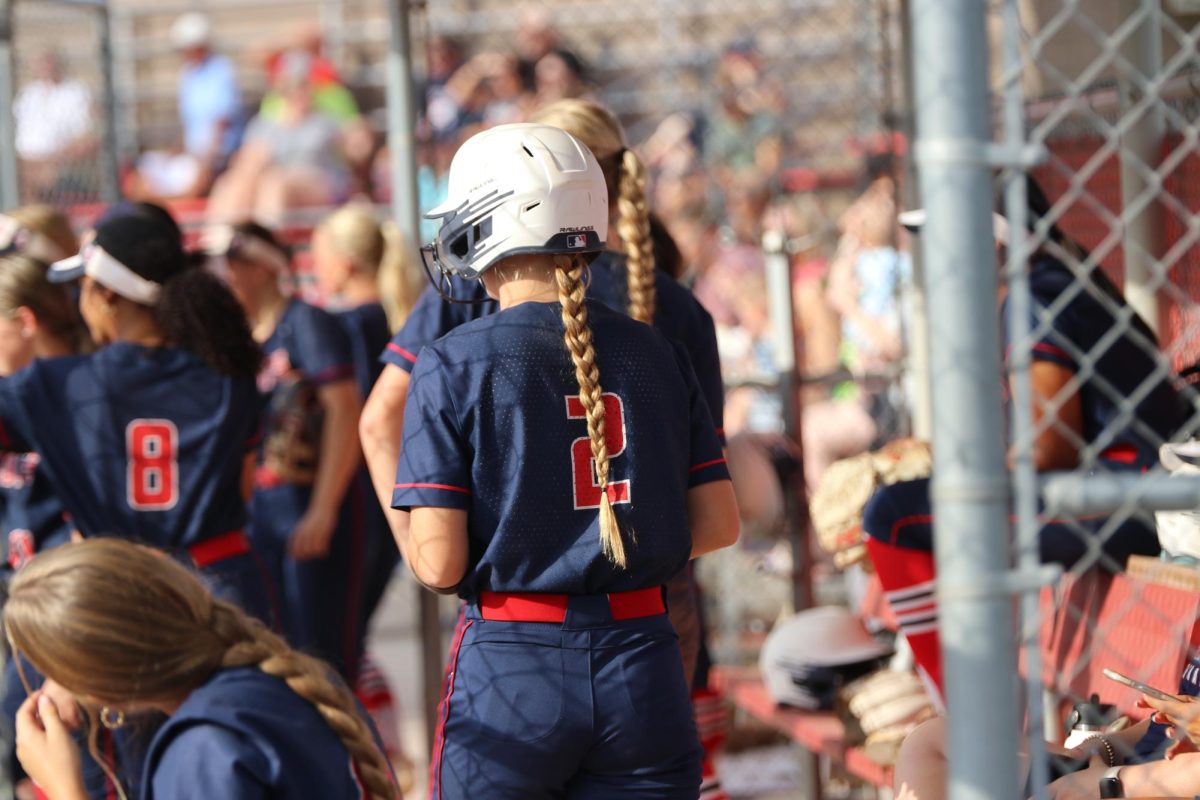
top-left (555, 254), bottom-right (630, 567)
top-left (615, 148), bottom-right (656, 323)
top-left (209, 603), bottom-right (397, 799)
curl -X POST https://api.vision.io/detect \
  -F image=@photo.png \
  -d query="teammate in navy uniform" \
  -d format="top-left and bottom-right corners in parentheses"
top-left (393, 123), bottom-right (739, 798)
top-left (9, 207), bottom-right (273, 621)
top-left (7, 539), bottom-right (396, 800)
top-left (862, 177), bottom-right (1186, 697)
top-left (0, 222), bottom-right (85, 574)
top-left (208, 221), bottom-right (365, 682)
top-left (312, 204), bottom-right (420, 653)
top-left (529, 98), bottom-right (731, 798)
top-left (0, 211), bottom-right (86, 797)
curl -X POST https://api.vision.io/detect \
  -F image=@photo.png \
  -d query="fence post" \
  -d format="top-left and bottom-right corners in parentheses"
top-left (909, 3), bottom-right (1021, 800)
top-left (386, 0), bottom-right (421, 245)
top-left (763, 228), bottom-right (813, 613)
top-left (1117, 0), bottom-right (1164, 335)
top-left (0, 0), bottom-right (18, 208)
top-left (385, 0), bottom-right (441, 752)
top-left (96, 0), bottom-right (120, 203)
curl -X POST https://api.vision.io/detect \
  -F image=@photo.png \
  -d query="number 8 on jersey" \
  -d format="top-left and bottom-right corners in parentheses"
top-left (127, 419), bottom-right (179, 510)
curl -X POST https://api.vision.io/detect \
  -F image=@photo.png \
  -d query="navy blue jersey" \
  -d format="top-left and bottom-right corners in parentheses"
top-left (393, 300), bottom-right (729, 597)
top-left (337, 303), bottom-right (391, 400)
top-left (380, 262), bottom-right (725, 441)
top-left (1005, 254), bottom-right (1185, 467)
top-left (0, 344), bottom-right (258, 548)
top-left (255, 300), bottom-right (355, 488)
top-left (379, 277), bottom-right (498, 373)
top-left (0, 452), bottom-right (71, 570)
top-left (141, 667), bottom-right (372, 799)
top-left (591, 252), bottom-right (726, 442)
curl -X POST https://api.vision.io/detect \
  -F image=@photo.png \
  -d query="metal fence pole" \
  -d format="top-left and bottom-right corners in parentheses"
top-left (1117, 0), bottom-right (1164, 335)
top-left (763, 229), bottom-right (813, 614)
top-left (0, 0), bottom-right (18, 208)
top-left (910, 2), bottom-right (1021, 800)
top-left (999, 0), bottom-right (1052, 791)
top-left (386, 0), bottom-right (441, 751)
top-left (96, 0), bottom-right (120, 203)
top-left (896, 0), bottom-right (931, 440)
top-left (386, 0), bottom-right (421, 245)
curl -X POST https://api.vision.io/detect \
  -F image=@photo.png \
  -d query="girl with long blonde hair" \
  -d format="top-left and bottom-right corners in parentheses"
top-left (393, 123), bottom-right (738, 798)
top-left (8, 539), bottom-right (396, 799)
top-left (528, 99), bottom-right (727, 689)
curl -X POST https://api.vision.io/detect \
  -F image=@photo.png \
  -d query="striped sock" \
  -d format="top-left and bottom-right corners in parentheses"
top-left (865, 537), bottom-right (943, 700)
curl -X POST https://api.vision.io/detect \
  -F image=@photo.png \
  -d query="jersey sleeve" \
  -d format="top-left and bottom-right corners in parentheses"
top-left (689, 302), bottom-right (727, 446)
top-left (288, 304), bottom-right (356, 386)
top-left (379, 286), bottom-right (444, 372)
top-left (380, 281), bottom-right (496, 372)
top-left (392, 350), bottom-right (472, 510)
top-left (671, 343), bottom-right (730, 488)
top-left (1019, 264), bottom-right (1079, 371)
top-left (150, 725), bottom-right (269, 799)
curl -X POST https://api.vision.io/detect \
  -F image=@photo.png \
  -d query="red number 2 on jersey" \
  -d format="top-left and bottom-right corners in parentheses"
top-left (565, 393), bottom-right (631, 510)
top-left (126, 419), bottom-right (179, 510)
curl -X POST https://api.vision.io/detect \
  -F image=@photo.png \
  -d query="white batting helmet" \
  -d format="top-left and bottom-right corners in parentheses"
top-left (422, 123), bottom-right (607, 281)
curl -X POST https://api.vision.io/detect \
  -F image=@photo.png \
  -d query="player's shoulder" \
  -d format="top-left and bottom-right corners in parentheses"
top-left (1029, 253), bottom-right (1075, 297)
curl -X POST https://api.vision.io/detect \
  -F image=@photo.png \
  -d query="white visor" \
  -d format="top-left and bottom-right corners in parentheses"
top-left (48, 244), bottom-right (162, 305)
top-left (200, 225), bottom-right (290, 273)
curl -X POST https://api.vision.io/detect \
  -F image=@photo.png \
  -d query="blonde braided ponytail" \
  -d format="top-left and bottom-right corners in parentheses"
top-left (615, 148), bottom-right (657, 323)
top-left (210, 603), bottom-right (397, 799)
top-left (555, 254), bottom-right (630, 566)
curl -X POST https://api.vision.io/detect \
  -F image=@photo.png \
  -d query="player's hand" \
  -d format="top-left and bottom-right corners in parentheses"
top-left (288, 506), bottom-right (337, 560)
top-left (15, 693), bottom-right (87, 800)
top-left (1140, 694), bottom-right (1200, 756)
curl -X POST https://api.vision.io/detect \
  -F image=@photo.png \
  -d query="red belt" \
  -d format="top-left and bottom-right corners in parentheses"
top-left (187, 530), bottom-right (252, 569)
top-left (478, 587), bottom-right (665, 623)
top-left (1099, 443), bottom-right (1140, 465)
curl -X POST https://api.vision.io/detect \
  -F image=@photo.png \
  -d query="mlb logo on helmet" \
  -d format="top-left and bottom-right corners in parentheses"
top-left (567, 234), bottom-right (588, 248)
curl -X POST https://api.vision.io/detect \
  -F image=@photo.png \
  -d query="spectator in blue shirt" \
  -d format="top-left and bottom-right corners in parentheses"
top-left (173, 13), bottom-right (242, 175)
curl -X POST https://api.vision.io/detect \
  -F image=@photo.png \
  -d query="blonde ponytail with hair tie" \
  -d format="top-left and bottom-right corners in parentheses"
top-left (554, 254), bottom-right (632, 567)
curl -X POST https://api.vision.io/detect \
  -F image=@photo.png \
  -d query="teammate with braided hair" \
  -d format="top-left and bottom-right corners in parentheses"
top-left (7, 538), bottom-right (396, 799)
top-left (394, 123), bottom-right (739, 798)
top-left (528, 99), bottom-right (725, 442)
top-left (529, 98), bottom-right (732, 799)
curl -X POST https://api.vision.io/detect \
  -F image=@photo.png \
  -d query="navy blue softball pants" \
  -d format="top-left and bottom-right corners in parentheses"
top-left (429, 593), bottom-right (703, 799)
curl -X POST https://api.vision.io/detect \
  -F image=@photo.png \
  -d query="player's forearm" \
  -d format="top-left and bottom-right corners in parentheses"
top-left (359, 366), bottom-right (411, 536)
top-left (310, 382), bottom-right (362, 517)
top-left (688, 481), bottom-right (740, 558)
top-left (1120, 752), bottom-right (1200, 796)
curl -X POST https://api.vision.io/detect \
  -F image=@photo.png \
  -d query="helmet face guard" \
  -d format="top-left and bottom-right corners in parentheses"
top-left (424, 191), bottom-right (510, 281)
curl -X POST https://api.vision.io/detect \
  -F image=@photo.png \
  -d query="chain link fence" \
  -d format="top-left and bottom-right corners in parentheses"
top-left (0, 0), bottom-right (118, 208)
top-left (900, 1), bottom-right (1200, 799)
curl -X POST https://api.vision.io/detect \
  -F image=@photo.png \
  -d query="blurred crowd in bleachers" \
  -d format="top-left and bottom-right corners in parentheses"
top-left (13, 5), bottom-right (915, 495)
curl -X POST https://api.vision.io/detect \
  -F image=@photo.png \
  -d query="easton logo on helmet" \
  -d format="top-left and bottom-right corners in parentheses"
top-left (567, 234), bottom-right (588, 248)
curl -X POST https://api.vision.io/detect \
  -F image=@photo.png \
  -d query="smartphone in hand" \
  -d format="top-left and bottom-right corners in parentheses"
top-left (1102, 667), bottom-right (1177, 702)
